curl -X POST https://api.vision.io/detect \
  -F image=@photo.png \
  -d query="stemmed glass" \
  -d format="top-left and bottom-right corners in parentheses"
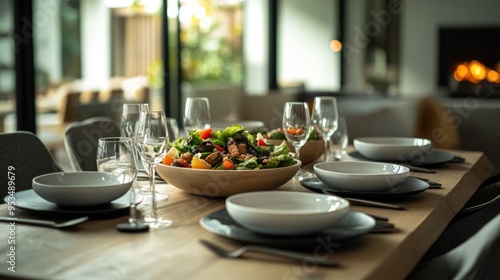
top-left (136, 111), bottom-right (172, 228)
top-left (311, 97), bottom-right (339, 162)
top-left (96, 137), bottom-right (148, 232)
top-left (121, 103), bottom-right (149, 192)
top-left (121, 103), bottom-right (150, 143)
top-left (166, 118), bottom-right (180, 140)
top-left (282, 102), bottom-right (312, 180)
top-left (183, 97), bottom-right (211, 135)
top-left (329, 116), bottom-right (348, 160)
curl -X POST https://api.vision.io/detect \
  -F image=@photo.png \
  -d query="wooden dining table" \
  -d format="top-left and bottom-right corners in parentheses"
top-left (0, 149), bottom-right (493, 280)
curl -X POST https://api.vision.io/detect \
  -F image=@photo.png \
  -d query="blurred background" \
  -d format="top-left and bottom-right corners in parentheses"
top-left (2, 0), bottom-right (500, 172)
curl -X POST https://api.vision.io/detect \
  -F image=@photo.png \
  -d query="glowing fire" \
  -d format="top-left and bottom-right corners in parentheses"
top-left (453, 60), bottom-right (500, 84)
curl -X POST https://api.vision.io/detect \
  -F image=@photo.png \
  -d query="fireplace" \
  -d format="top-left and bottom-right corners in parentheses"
top-left (438, 27), bottom-right (500, 97)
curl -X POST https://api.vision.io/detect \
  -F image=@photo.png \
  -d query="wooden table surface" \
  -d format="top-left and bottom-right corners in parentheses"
top-left (0, 150), bottom-right (492, 280)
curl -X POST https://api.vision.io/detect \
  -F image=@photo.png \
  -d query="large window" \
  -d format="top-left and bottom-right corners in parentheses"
top-left (178, 0), bottom-right (243, 85)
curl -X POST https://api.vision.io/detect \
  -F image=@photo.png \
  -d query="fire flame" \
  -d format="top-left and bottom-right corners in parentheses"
top-left (453, 60), bottom-right (500, 84)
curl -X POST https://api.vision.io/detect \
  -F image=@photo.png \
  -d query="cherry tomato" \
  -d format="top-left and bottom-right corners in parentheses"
top-left (257, 139), bottom-right (267, 146)
top-left (198, 128), bottom-right (213, 140)
top-left (222, 159), bottom-right (235, 170)
top-left (286, 128), bottom-right (297, 135)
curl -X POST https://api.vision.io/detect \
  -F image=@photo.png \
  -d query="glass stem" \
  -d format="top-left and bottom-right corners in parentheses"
top-left (294, 144), bottom-right (301, 162)
top-left (323, 139), bottom-right (329, 162)
top-left (128, 186), bottom-right (138, 224)
top-left (150, 163), bottom-right (158, 221)
top-left (129, 147), bottom-right (139, 224)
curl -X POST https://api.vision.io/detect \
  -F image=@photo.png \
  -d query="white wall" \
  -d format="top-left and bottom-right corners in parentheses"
top-left (243, 0), bottom-right (269, 95)
top-left (400, 0), bottom-right (500, 96)
top-left (81, 0), bottom-right (111, 89)
top-left (278, 0), bottom-right (340, 92)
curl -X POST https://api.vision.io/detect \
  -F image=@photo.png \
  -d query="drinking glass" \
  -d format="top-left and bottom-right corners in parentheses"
top-left (121, 103), bottom-right (150, 144)
top-left (166, 118), bottom-right (180, 141)
top-left (183, 97), bottom-right (211, 135)
top-left (121, 103), bottom-right (149, 191)
top-left (311, 97), bottom-right (339, 162)
top-left (136, 111), bottom-right (172, 228)
top-left (282, 102), bottom-right (312, 180)
top-left (96, 137), bottom-right (148, 232)
top-left (329, 116), bottom-right (349, 161)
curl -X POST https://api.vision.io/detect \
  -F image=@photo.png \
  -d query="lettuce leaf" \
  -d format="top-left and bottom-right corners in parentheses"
top-left (269, 141), bottom-right (290, 156)
top-left (236, 158), bottom-right (259, 170)
top-left (266, 154), bottom-right (296, 168)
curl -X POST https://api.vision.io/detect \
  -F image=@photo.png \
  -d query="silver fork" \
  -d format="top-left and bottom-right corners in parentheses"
top-left (199, 239), bottom-right (338, 267)
top-left (0, 216), bottom-right (89, 228)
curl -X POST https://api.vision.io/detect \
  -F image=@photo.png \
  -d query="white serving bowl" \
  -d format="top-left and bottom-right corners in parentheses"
top-left (354, 137), bottom-right (432, 161)
top-left (32, 172), bottom-right (133, 207)
top-left (157, 161), bottom-right (301, 197)
top-left (226, 191), bottom-right (350, 236)
top-left (314, 161), bottom-right (410, 192)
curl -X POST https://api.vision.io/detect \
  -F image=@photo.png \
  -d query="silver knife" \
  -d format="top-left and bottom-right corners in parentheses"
top-left (344, 197), bottom-right (406, 210)
top-left (321, 189), bottom-right (405, 210)
top-left (401, 164), bottom-right (436, 173)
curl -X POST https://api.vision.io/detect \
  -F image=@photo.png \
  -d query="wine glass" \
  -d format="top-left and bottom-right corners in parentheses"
top-left (166, 118), bottom-right (180, 141)
top-left (282, 102), bottom-right (312, 180)
top-left (183, 97), bottom-right (211, 135)
top-left (311, 97), bottom-right (339, 162)
top-left (121, 103), bottom-right (150, 143)
top-left (121, 103), bottom-right (149, 193)
top-left (329, 116), bottom-right (349, 161)
top-left (96, 137), bottom-right (148, 232)
top-left (136, 111), bottom-right (172, 228)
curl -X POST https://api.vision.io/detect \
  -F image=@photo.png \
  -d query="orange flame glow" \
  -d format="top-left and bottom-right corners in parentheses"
top-left (453, 60), bottom-right (500, 84)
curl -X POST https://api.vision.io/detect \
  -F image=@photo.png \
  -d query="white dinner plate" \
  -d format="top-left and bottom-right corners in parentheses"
top-left (4, 189), bottom-right (142, 218)
top-left (300, 177), bottom-right (429, 200)
top-left (199, 208), bottom-right (375, 247)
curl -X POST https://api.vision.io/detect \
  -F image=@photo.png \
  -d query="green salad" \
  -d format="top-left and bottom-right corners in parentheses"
top-left (166, 124), bottom-right (296, 170)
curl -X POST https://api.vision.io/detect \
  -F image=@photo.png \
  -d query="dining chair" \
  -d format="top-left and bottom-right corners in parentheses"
top-left (421, 178), bottom-right (500, 261)
top-left (64, 116), bottom-right (121, 171)
top-left (0, 131), bottom-right (63, 199)
top-left (408, 213), bottom-right (500, 280)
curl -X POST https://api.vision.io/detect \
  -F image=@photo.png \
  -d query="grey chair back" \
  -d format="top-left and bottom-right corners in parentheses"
top-left (0, 131), bottom-right (62, 199)
top-left (409, 213), bottom-right (500, 280)
top-left (64, 116), bottom-right (121, 171)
